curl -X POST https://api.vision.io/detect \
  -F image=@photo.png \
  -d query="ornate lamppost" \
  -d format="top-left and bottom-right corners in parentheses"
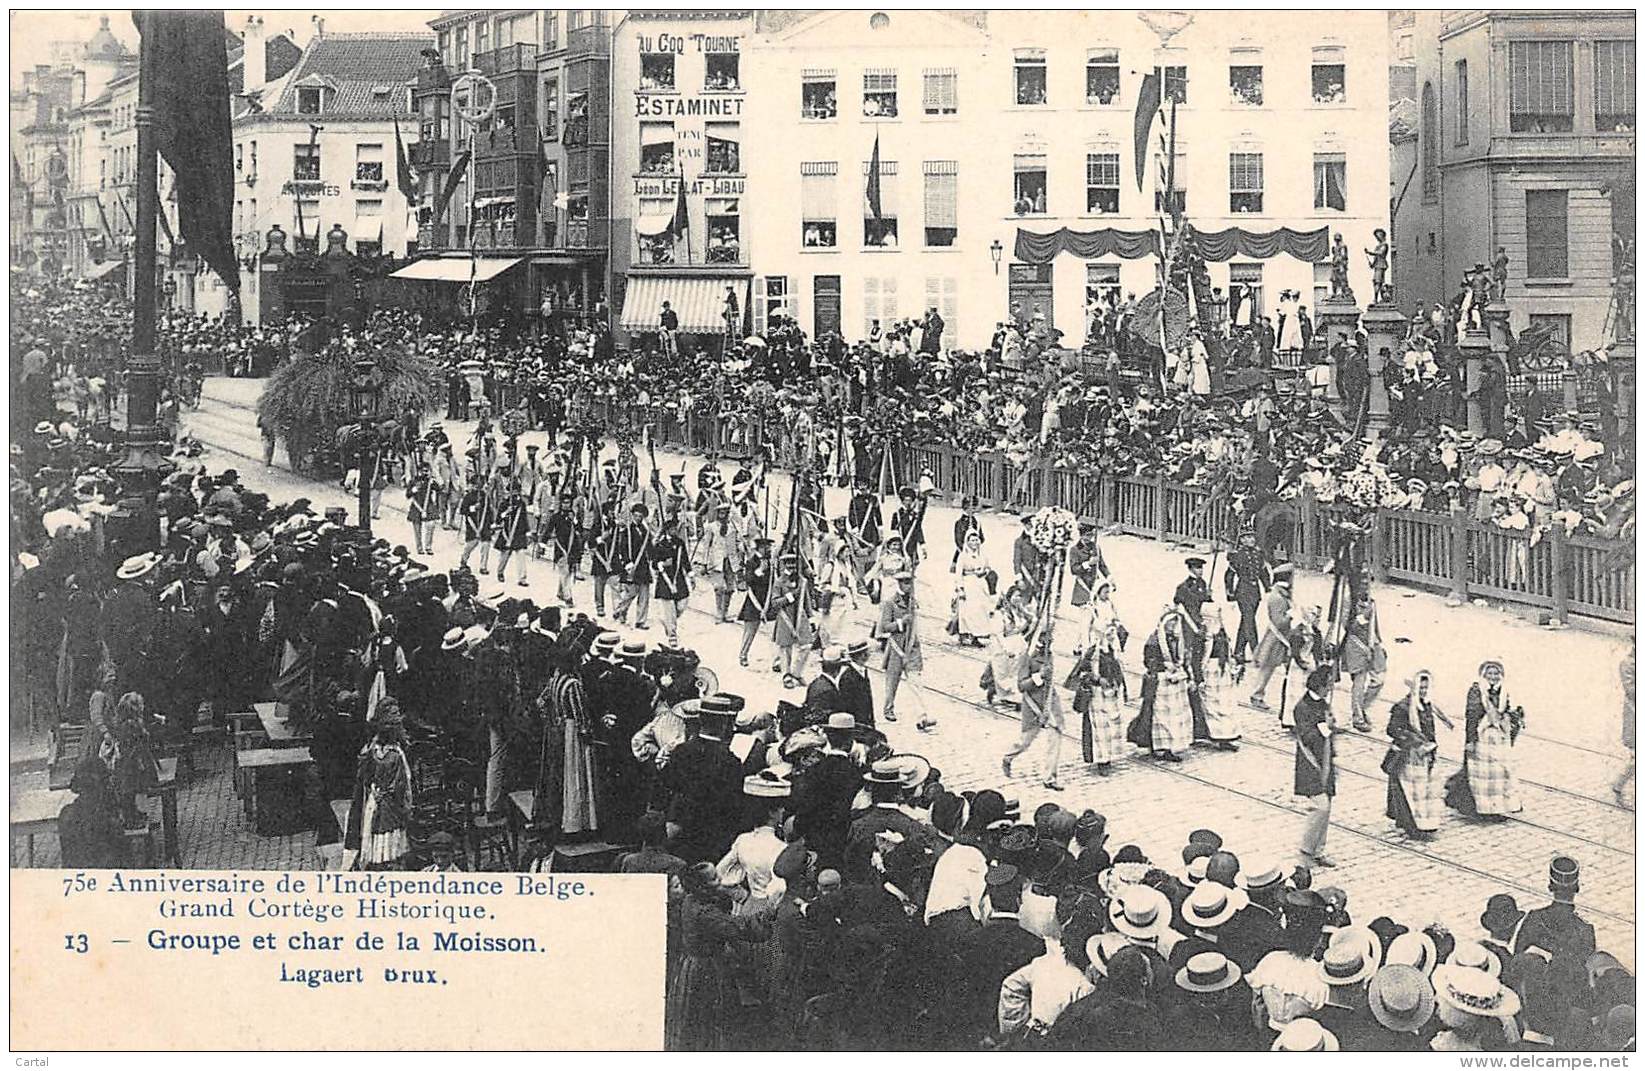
top-left (349, 353), bottom-right (382, 534)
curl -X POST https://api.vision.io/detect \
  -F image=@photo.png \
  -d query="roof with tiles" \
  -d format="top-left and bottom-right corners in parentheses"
top-left (262, 33), bottom-right (433, 120)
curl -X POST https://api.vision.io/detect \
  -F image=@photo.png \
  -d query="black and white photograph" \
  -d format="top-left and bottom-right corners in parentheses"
top-left (6, 6), bottom-right (1637, 1054)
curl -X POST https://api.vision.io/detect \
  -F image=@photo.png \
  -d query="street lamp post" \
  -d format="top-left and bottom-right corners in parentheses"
top-left (989, 238), bottom-right (1004, 275)
top-left (350, 354), bottom-right (381, 534)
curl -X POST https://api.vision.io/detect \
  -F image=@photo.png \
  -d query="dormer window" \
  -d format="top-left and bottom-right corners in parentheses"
top-left (297, 86), bottom-right (324, 115)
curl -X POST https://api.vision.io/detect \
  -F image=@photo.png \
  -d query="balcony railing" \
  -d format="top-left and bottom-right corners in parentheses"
top-left (475, 43), bottom-right (535, 76)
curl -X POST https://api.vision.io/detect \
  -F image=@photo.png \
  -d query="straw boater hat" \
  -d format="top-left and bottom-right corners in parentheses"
top-left (1271, 1019), bottom-right (1339, 1052)
top-left (1385, 931), bottom-right (1440, 976)
top-left (1433, 964), bottom-right (1520, 1020)
top-left (116, 552), bottom-right (160, 581)
top-left (1085, 932), bottom-right (1131, 978)
top-left (1320, 926), bottom-right (1382, 987)
top-left (1367, 964), bottom-right (1437, 1034)
top-left (1181, 880), bottom-right (1245, 930)
top-left (1445, 940), bottom-right (1502, 978)
top-left (1175, 951), bottom-right (1244, 995)
top-left (743, 767), bottom-right (792, 799)
top-left (1109, 885), bottom-right (1174, 942)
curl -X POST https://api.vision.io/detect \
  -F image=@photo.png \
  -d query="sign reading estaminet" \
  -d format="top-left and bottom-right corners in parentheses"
top-left (11, 869), bottom-right (666, 1049)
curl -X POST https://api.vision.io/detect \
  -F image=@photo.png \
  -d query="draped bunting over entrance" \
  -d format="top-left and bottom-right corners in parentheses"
top-left (1013, 224), bottom-right (1330, 265)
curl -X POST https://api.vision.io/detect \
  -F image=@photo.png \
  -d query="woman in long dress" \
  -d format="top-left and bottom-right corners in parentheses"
top-left (984, 584), bottom-right (1033, 709)
top-left (345, 700), bottom-right (413, 870)
top-left (1127, 607), bottom-right (1194, 761)
top-left (1384, 670), bottom-right (1454, 839)
top-left (1445, 658), bottom-right (1524, 819)
top-left (665, 863), bottom-right (768, 1051)
top-left (953, 530), bottom-right (994, 647)
top-left (535, 641), bottom-right (599, 835)
top-left (1277, 291), bottom-right (1304, 357)
top-left (866, 533), bottom-right (912, 636)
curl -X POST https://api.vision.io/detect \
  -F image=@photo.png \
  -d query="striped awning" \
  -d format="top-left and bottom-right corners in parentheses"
top-left (620, 274), bottom-right (750, 334)
top-left (83, 259), bottom-right (125, 282)
top-left (390, 256), bottom-right (524, 283)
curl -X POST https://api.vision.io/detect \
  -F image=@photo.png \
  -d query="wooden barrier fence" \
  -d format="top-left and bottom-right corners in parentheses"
top-left (577, 404), bottom-right (1634, 626)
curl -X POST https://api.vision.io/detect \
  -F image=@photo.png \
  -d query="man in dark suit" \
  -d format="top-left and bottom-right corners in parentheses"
top-left (1218, 856), bottom-right (1287, 971)
top-left (1223, 530), bottom-right (1270, 668)
top-left (789, 713), bottom-right (862, 870)
top-left (803, 645), bottom-right (851, 718)
top-left (1294, 665), bottom-right (1337, 869)
top-left (845, 760), bottom-right (932, 859)
top-left (840, 639), bottom-right (876, 729)
top-left (959, 867), bottom-right (1044, 1044)
top-left (1513, 856), bottom-right (1597, 961)
top-left (661, 696), bottom-right (744, 863)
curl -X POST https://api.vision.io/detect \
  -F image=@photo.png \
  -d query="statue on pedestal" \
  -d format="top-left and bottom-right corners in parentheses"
top-left (1467, 262), bottom-right (1492, 328)
top-left (1490, 246), bottom-right (1509, 303)
top-left (1329, 232), bottom-right (1355, 302)
top-left (1366, 228), bottom-right (1391, 304)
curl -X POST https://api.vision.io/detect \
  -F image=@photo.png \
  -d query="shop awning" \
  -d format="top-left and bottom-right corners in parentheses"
top-left (351, 213), bottom-right (384, 244)
top-left (82, 259), bottom-right (125, 282)
top-left (633, 201), bottom-right (676, 237)
top-left (620, 274), bottom-right (749, 333)
top-left (390, 256), bottom-right (524, 283)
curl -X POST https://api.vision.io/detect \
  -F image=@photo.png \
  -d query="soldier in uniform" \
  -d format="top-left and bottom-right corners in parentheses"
top-left (588, 500), bottom-right (618, 618)
top-left (649, 515), bottom-right (693, 646)
top-left (1223, 529), bottom-right (1270, 671)
top-left (491, 480), bottom-right (532, 588)
top-left (1246, 565), bottom-right (1296, 711)
top-left (611, 501), bottom-right (655, 629)
top-left (542, 491), bottom-right (583, 608)
top-left (458, 470), bottom-right (494, 575)
top-left (406, 469), bottom-right (437, 556)
top-left (846, 479), bottom-right (883, 593)
top-left (1513, 856), bottom-right (1597, 961)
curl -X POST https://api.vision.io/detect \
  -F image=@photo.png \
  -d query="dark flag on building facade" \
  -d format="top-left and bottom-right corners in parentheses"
top-left (434, 150), bottom-right (472, 227)
top-left (1133, 68), bottom-right (1161, 193)
top-left (393, 117), bottom-right (417, 203)
top-left (666, 167), bottom-right (690, 249)
top-left (134, 10), bottom-right (238, 291)
top-left (866, 132), bottom-right (883, 221)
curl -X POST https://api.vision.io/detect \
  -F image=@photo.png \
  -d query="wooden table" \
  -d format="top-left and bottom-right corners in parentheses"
top-left (147, 758), bottom-right (180, 865)
top-left (236, 747), bottom-right (314, 830)
top-left (255, 701), bottom-right (312, 745)
top-left (10, 788), bottom-right (73, 866)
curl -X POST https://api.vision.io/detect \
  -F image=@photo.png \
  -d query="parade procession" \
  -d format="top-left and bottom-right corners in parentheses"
top-left (7, 7), bottom-right (1639, 1055)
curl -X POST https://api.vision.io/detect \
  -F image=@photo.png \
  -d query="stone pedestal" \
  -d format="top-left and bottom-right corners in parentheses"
top-left (459, 358), bottom-right (490, 421)
top-left (1483, 302), bottom-right (1512, 351)
top-left (1315, 296), bottom-right (1361, 408)
top-left (1611, 339), bottom-right (1635, 451)
top-left (1459, 327), bottom-right (1491, 436)
top-left (1360, 302), bottom-right (1407, 439)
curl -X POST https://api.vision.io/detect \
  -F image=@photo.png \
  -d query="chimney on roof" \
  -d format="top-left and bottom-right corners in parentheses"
top-left (311, 16), bottom-right (325, 38)
top-left (243, 16), bottom-right (266, 92)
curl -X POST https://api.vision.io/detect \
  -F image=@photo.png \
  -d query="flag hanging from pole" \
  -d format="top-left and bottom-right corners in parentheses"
top-left (866, 133), bottom-right (883, 221)
top-left (1133, 68), bottom-right (1161, 193)
top-left (434, 150), bottom-right (471, 226)
top-left (134, 10), bottom-right (238, 291)
top-left (666, 168), bottom-right (689, 240)
top-left (393, 117), bottom-right (417, 202)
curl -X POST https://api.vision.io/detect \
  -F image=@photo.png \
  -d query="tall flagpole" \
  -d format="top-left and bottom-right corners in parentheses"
top-left (124, 9), bottom-right (165, 491)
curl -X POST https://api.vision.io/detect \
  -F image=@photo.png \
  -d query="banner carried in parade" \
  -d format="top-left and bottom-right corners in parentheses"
top-left (134, 10), bottom-right (237, 290)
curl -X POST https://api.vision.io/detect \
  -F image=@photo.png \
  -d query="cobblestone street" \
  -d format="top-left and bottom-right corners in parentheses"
top-left (17, 381), bottom-right (1625, 963)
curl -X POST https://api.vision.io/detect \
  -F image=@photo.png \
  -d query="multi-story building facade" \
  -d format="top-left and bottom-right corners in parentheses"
top-left (233, 28), bottom-right (431, 323)
top-left (1393, 9), bottom-right (1635, 352)
top-left (610, 9), bottom-right (756, 345)
top-left (409, 9), bottom-right (611, 326)
top-left (740, 9), bottom-right (1390, 351)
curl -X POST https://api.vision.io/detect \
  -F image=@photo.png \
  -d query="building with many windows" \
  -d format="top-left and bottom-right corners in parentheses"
top-left (610, 9), bottom-right (756, 346)
top-left (739, 9), bottom-right (1389, 350)
top-left (410, 9), bottom-right (612, 326)
top-left (1393, 9), bottom-right (1635, 352)
top-left (232, 26), bottom-right (431, 323)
